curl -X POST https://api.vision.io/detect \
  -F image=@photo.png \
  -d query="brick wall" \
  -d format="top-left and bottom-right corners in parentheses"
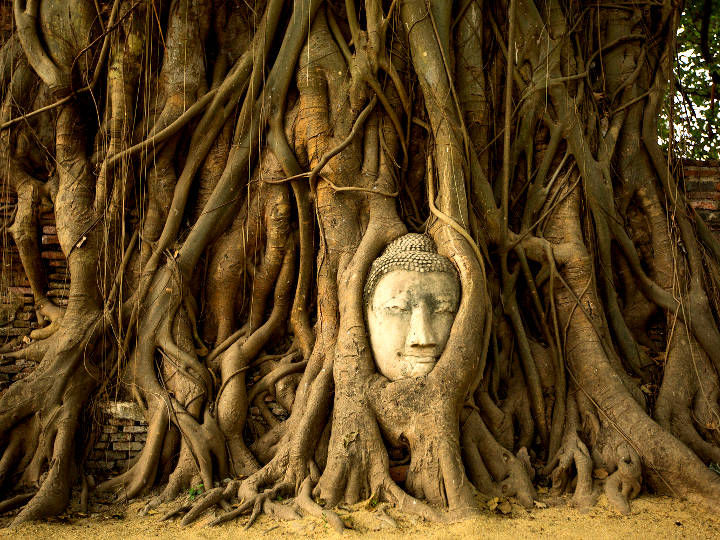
top-left (88, 402), bottom-right (148, 476)
top-left (682, 159), bottom-right (720, 228)
top-left (0, 197), bottom-right (67, 391)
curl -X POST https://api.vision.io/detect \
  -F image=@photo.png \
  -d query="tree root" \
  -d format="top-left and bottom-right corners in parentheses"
top-left (545, 432), bottom-right (594, 509)
top-left (30, 298), bottom-right (65, 340)
top-left (603, 443), bottom-right (641, 515)
top-left (461, 407), bottom-right (536, 508)
top-left (298, 477), bottom-right (344, 533)
top-left (544, 393), bottom-right (594, 509)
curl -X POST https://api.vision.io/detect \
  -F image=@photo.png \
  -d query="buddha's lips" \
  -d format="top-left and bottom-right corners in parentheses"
top-left (405, 355), bottom-right (438, 363)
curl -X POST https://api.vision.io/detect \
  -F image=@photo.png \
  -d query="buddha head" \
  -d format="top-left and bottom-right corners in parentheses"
top-left (364, 234), bottom-right (460, 381)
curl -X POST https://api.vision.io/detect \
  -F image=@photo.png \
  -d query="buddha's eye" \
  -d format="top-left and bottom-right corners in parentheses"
top-left (384, 304), bottom-right (408, 314)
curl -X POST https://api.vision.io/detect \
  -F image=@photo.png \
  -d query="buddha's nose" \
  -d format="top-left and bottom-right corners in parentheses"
top-left (407, 305), bottom-right (438, 348)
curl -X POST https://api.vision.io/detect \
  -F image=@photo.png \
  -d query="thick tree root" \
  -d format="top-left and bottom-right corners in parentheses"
top-left (461, 407), bottom-right (536, 508)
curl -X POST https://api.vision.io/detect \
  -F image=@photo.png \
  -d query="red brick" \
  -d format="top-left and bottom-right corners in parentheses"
top-left (8, 287), bottom-right (32, 297)
top-left (87, 460), bottom-right (115, 469)
top-left (114, 441), bottom-right (143, 452)
top-left (687, 191), bottom-right (720, 200)
top-left (690, 200), bottom-right (719, 211)
top-left (40, 251), bottom-right (65, 260)
top-left (122, 425), bottom-right (147, 433)
top-left (41, 235), bottom-right (59, 245)
top-left (108, 418), bottom-right (134, 426)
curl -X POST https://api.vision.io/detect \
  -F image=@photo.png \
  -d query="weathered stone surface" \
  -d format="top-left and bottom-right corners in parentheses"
top-left (122, 425), bottom-right (147, 433)
top-left (113, 441), bottom-right (143, 452)
top-left (93, 450), bottom-right (126, 460)
top-left (102, 401), bottom-right (144, 422)
top-left (366, 234), bottom-right (460, 381)
top-left (108, 417), bottom-right (134, 427)
top-left (87, 460), bottom-right (115, 469)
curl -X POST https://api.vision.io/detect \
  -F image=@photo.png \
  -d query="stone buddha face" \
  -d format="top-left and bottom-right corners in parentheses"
top-left (364, 234), bottom-right (460, 381)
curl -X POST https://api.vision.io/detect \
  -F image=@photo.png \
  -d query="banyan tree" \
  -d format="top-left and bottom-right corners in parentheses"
top-left (1, 0), bottom-right (720, 529)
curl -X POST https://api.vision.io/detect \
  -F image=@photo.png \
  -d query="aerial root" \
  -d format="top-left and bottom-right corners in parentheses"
top-left (178, 486), bottom-right (228, 525)
top-left (29, 299), bottom-right (65, 340)
top-left (0, 492), bottom-right (35, 514)
top-left (243, 484), bottom-right (303, 530)
top-left (169, 477), bottom-right (341, 529)
top-left (545, 431), bottom-right (594, 509)
top-left (297, 477), bottom-right (344, 533)
top-left (382, 477), bottom-right (443, 522)
top-left (160, 484), bottom-right (230, 525)
top-left (205, 481), bottom-right (290, 527)
top-left (461, 407), bottom-right (536, 508)
top-left (0, 335), bottom-right (52, 362)
top-left (169, 479), bottom-right (302, 528)
top-left (603, 443), bottom-right (641, 515)
top-left (156, 303), bottom-right (213, 397)
top-left (161, 501), bottom-right (192, 522)
top-left (375, 504), bottom-right (398, 528)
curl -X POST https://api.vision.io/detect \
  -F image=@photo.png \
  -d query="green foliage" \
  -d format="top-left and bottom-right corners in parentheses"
top-left (188, 484), bottom-right (204, 501)
top-left (660, 0), bottom-right (720, 160)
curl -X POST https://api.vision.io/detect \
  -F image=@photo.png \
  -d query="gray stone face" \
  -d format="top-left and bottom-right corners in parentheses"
top-left (365, 234), bottom-right (460, 381)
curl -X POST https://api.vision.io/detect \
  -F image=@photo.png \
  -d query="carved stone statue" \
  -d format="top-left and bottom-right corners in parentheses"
top-left (364, 233), bottom-right (460, 380)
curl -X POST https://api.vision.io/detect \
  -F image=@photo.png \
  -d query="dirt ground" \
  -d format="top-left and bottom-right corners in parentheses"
top-left (1, 491), bottom-right (718, 540)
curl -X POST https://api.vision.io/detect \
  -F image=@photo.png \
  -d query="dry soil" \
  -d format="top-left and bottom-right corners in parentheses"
top-left (1, 492), bottom-right (718, 539)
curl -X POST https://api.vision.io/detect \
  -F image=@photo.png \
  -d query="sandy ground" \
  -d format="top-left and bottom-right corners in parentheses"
top-left (1, 492), bottom-right (718, 540)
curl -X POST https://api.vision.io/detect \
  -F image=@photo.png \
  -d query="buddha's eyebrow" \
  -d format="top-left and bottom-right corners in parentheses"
top-left (433, 294), bottom-right (458, 303)
top-left (377, 293), bottom-right (410, 306)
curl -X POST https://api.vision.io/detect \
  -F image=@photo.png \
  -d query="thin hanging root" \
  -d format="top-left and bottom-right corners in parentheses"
top-left (297, 477), bottom-right (344, 534)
